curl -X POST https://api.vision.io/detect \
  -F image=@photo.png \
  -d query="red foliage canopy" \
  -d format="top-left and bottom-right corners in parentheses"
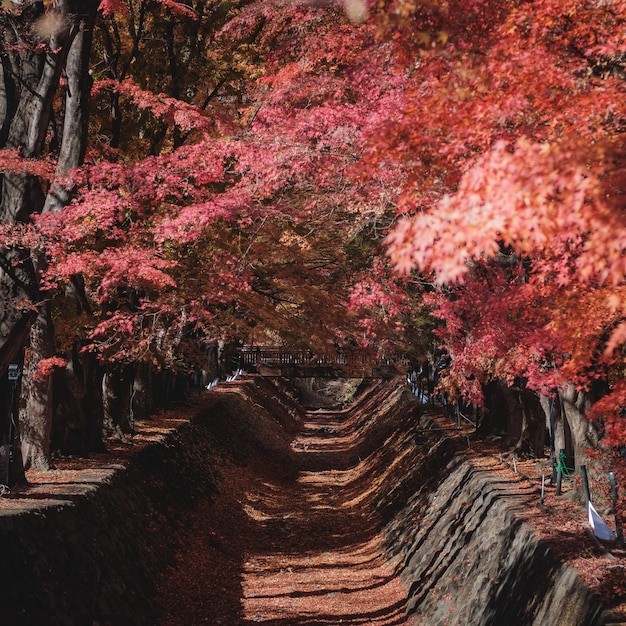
top-left (376, 0), bottom-right (626, 452)
top-left (4, 0), bottom-right (626, 454)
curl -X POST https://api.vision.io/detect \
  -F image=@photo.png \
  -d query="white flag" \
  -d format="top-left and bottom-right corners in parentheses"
top-left (588, 501), bottom-right (616, 541)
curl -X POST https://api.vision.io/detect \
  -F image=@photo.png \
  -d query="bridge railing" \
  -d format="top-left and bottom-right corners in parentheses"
top-left (238, 346), bottom-right (378, 369)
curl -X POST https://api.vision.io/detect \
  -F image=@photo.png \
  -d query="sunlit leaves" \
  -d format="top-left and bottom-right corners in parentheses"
top-left (94, 79), bottom-right (217, 134)
top-left (370, 0), bottom-right (626, 457)
top-left (98, 0), bottom-right (127, 17)
top-left (387, 137), bottom-right (626, 287)
top-left (0, 149), bottom-right (55, 179)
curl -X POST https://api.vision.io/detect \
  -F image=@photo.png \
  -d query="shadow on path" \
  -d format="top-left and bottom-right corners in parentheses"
top-left (155, 381), bottom-right (410, 625)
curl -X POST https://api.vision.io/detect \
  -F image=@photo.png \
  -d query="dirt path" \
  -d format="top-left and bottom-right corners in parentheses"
top-left (156, 406), bottom-right (409, 625)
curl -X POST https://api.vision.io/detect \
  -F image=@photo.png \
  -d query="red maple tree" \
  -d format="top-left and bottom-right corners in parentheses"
top-left (377, 0), bottom-right (626, 485)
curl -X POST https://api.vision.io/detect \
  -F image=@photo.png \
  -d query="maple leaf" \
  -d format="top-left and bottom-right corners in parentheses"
top-left (604, 322), bottom-right (626, 358)
top-left (94, 79), bottom-right (214, 133)
top-left (0, 149), bottom-right (56, 179)
top-left (32, 357), bottom-right (68, 380)
top-left (154, 0), bottom-right (197, 20)
top-left (98, 0), bottom-right (127, 17)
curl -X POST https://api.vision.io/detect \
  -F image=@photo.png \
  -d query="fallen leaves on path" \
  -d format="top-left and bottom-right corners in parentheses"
top-left (156, 398), bottom-right (409, 625)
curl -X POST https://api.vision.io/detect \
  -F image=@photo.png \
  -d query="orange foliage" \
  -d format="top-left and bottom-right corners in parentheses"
top-left (373, 0), bottom-right (626, 456)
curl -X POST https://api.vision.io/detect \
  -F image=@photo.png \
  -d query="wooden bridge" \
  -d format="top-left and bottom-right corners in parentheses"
top-left (237, 346), bottom-right (401, 378)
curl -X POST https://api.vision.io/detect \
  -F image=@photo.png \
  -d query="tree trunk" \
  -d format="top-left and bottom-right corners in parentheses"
top-left (21, 1), bottom-right (99, 465)
top-left (49, 344), bottom-right (104, 456)
top-left (4, 1), bottom-right (100, 468)
top-left (558, 383), bottom-right (603, 472)
top-left (0, 48), bottom-right (18, 147)
top-left (482, 381), bottom-right (546, 457)
top-left (43, 4), bottom-right (97, 213)
top-left (19, 304), bottom-right (53, 470)
top-left (0, 0), bottom-right (42, 369)
top-left (132, 363), bottom-right (154, 422)
top-left (102, 365), bottom-right (134, 440)
top-left (79, 348), bottom-right (106, 453)
top-left (540, 393), bottom-right (575, 478)
top-left (479, 380), bottom-right (509, 437)
top-left (1, 1), bottom-right (74, 219)
top-left (498, 382), bottom-right (523, 448)
top-left (0, 293), bottom-right (38, 376)
top-left (514, 388), bottom-right (546, 458)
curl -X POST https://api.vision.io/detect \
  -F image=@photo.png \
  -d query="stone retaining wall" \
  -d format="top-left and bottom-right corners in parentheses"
top-left (380, 442), bottom-right (606, 625)
top-left (0, 410), bottom-right (220, 625)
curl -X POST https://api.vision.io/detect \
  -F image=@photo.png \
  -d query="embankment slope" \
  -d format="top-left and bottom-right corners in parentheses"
top-left (0, 375), bottom-right (614, 624)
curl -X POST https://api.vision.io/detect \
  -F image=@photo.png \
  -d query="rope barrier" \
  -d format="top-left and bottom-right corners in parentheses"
top-left (556, 450), bottom-right (574, 477)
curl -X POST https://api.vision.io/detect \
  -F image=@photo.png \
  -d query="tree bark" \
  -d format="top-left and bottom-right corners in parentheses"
top-left (43, 4), bottom-right (97, 212)
top-left (514, 388), bottom-right (546, 458)
top-left (102, 365), bottom-right (134, 440)
top-left (19, 305), bottom-right (53, 470)
top-left (0, 47), bottom-right (18, 147)
top-left (480, 380), bottom-right (509, 437)
top-left (481, 380), bottom-right (546, 457)
top-left (540, 393), bottom-right (575, 477)
top-left (132, 362), bottom-right (155, 422)
top-left (1, 1), bottom-right (74, 220)
top-left (50, 344), bottom-right (104, 456)
top-left (0, 2), bottom-right (45, 374)
top-left (558, 383), bottom-right (603, 471)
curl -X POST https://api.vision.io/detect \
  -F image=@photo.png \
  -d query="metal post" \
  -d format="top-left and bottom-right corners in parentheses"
top-left (6, 400), bottom-right (12, 486)
top-left (555, 468), bottom-right (563, 496)
top-left (6, 364), bottom-right (21, 487)
top-left (609, 472), bottom-right (624, 547)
